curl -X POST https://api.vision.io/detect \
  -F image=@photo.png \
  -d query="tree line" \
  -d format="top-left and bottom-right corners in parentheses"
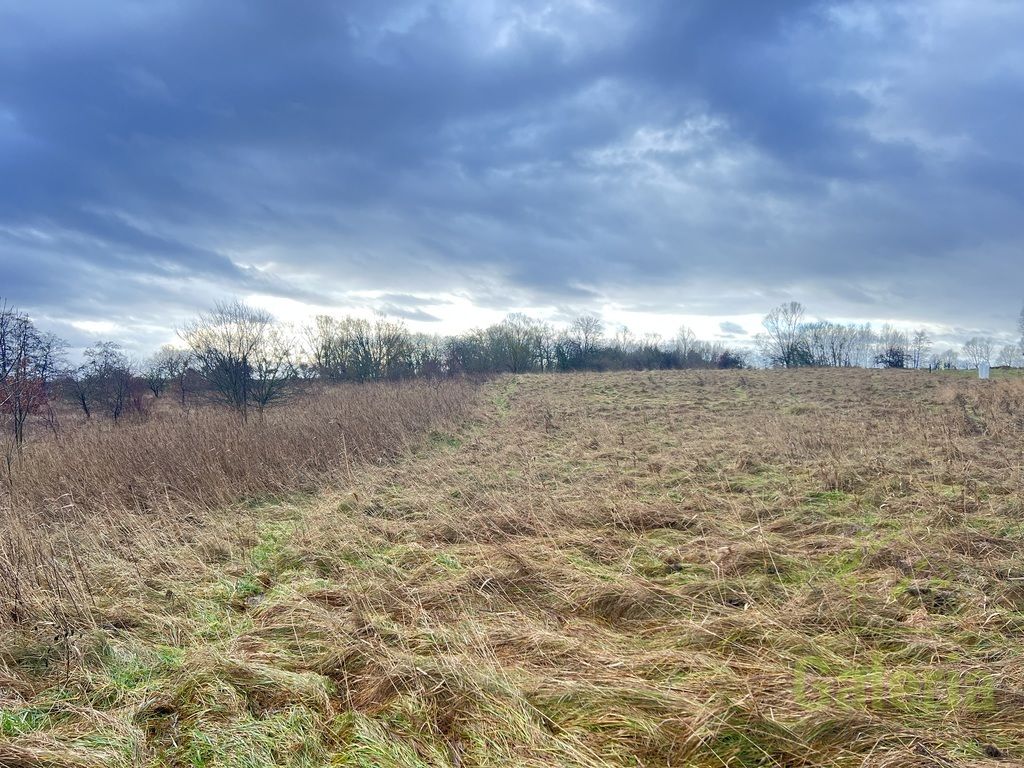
top-left (3, 297), bottom-right (1023, 445)
top-left (755, 301), bottom-right (1024, 371)
top-left (0, 299), bottom-right (746, 438)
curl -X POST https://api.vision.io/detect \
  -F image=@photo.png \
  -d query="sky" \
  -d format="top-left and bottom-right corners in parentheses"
top-left (1, 0), bottom-right (1023, 355)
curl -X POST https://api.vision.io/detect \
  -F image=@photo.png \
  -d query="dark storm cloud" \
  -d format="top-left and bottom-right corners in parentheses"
top-left (1, 0), bottom-right (1023, 349)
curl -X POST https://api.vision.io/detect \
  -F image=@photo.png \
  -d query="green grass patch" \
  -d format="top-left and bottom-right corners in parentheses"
top-left (804, 489), bottom-right (851, 508)
top-left (428, 430), bottom-right (463, 449)
top-left (0, 706), bottom-right (54, 737)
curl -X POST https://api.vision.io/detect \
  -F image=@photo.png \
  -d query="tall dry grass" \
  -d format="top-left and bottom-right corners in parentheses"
top-left (0, 379), bottom-right (474, 626)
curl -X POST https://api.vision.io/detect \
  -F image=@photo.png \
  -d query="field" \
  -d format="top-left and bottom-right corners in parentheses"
top-left (2, 369), bottom-right (1024, 767)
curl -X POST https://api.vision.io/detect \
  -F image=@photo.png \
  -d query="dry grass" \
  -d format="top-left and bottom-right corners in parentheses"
top-left (0, 380), bottom-right (473, 625)
top-left (2, 369), bottom-right (1024, 767)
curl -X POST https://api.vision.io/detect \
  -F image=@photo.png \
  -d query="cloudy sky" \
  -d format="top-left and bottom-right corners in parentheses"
top-left (1, 0), bottom-right (1023, 354)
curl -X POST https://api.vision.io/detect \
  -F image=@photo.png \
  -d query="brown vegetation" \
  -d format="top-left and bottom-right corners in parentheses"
top-left (0, 379), bottom-right (473, 625)
top-left (2, 369), bottom-right (1024, 767)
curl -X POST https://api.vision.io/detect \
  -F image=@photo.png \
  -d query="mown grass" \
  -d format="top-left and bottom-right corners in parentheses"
top-left (2, 368), bottom-right (1024, 766)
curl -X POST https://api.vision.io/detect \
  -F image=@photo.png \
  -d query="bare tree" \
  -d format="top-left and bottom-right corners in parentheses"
top-left (181, 300), bottom-right (293, 419)
top-left (304, 315), bottom-right (413, 381)
top-left (164, 346), bottom-right (195, 406)
top-left (65, 369), bottom-right (92, 419)
top-left (367, 317), bottom-right (414, 380)
top-left (249, 326), bottom-right (298, 413)
top-left (910, 329), bottom-right (932, 369)
top-left (408, 333), bottom-right (446, 378)
top-left (71, 341), bottom-right (134, 421)
top-left (0, 304), bottom-right (66, 446)
top-left (962, 336), bottom-right (994, 368)
top-left (305, 315), bottom-right (351, 380)
top-left (675, 325), bottom-right (698, 364)
top-left (444, 328), bottom-right (492, 374)
top-left (613, 325), bottom-right (635, 354)
top-left (92, 342), bottom-right (133, 421)
top-left (995, 343), bottom-right (1023, 368)
top-left (931, 349), bottom-right (961, 370)
top-left (488, 314), bottom-right (544, 373)
top-left (143, 355), bottom-right (168, 398)
top-left (569, 315), bottom-right (604, 365)
top-left (760, 301), bottom-right (809, 368)
top-left (0, 302), bottom-right (16, 406)
top-left (804, 321), bottom-right (864, 367)
top-left (540, 321), bottom-right (562, 372)
top-left (144, 345), bottom-right (195, 404)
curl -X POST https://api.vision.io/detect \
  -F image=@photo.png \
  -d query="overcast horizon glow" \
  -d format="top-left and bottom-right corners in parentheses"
top-left (2, 0), bottom-right (1023, 356)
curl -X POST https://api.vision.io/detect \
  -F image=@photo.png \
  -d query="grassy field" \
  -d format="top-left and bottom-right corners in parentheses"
top-left (2, 369), bottom-right (1024, 767)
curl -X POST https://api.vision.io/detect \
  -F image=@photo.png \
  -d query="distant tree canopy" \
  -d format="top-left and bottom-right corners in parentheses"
top-left (304, 311), bottom-right (747, 380)
top-left (1, 296), bottom-right (1021, 427)
top-left (751, 302), bottom-right (1002, 372)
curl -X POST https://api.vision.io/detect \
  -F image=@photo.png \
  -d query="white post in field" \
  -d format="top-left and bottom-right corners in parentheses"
top-left (979, 362), bottom-right (990, 380)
